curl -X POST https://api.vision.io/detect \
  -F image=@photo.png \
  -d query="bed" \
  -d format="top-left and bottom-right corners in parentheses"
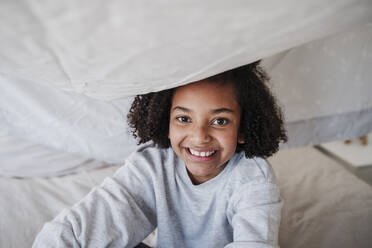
top-left (1, 1), bottom-right (372, 247)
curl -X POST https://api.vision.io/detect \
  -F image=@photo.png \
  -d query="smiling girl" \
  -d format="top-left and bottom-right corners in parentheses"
top-left (33, 61), bottom-right (287, 248)
top-left (168, 81), bottom-right (244, 185)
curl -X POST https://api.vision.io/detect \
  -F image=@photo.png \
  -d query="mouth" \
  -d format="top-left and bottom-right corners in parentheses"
top-left (185, 147), bottom-right (217, 161)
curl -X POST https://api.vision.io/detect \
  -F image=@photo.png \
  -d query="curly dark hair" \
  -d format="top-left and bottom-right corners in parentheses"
top-left (127, 61), bottom-right (287, 158)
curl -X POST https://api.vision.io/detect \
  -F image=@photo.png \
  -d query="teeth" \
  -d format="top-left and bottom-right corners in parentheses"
top-left (189, 148), bottom-right (216, 157)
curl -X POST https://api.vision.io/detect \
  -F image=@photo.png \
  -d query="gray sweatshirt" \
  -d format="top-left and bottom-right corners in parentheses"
top-left (33, 142), bottom-right (282, 248)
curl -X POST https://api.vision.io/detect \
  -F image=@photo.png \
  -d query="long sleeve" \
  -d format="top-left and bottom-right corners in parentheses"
top-left (32, 160), bottom-right (157, 248)
top-left (225, 180), bottom-right (283, 248)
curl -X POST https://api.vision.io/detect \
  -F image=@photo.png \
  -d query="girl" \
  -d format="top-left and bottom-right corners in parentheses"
top-left (33, 61), bottom-right (287, 248)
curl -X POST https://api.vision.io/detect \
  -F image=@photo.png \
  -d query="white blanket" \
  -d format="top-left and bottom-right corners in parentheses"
top-left (0, 0), bottom-right (371, 100)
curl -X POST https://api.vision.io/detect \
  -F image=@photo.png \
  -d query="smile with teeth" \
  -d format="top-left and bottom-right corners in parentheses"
top-left (188, 148), bottom-right (216, 157)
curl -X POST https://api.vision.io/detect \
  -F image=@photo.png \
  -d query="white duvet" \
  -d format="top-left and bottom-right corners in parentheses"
top-left (1, 0), bottom-right (371, 99)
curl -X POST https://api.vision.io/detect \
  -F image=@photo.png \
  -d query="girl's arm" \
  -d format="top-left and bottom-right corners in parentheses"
top-left (32, 160), bottom-right (157, 248)
top-left (226, 180), bottom-right (283, 248)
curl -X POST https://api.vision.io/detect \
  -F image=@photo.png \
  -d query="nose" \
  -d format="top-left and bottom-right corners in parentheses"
top-left (190, 124), bottom-right (212, 144)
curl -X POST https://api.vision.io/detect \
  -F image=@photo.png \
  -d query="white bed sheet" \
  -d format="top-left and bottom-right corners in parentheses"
top-left (0, 165), bottom-right (118, 247)
top-left (268, 147), bottom-right (372, 248)
top-left (1, 0), bottom-right (371, 100)
top-left (0, 131), bottom-right (110, 177)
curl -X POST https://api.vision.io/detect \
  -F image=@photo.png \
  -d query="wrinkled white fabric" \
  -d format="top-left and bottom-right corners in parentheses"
top-left (263, 24), bottom-right (372, 148)
top-left (0, 0), bottom-right (371, 100)
top-left (0, 74), bottom-right (137, 165)
top-left (266, 25), bottom-right (372, 123)
top-left (0, 131), bottom-right (110, 177)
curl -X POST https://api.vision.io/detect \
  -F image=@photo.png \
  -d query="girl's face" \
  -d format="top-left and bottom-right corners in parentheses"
top-left (168, 80), bottom-right (244, 185)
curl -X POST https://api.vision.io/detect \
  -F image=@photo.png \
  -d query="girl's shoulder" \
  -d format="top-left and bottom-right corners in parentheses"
top-left (125, 141), bottom-right (175, 172)
top-left (229, 153), bottom-right (278, 185)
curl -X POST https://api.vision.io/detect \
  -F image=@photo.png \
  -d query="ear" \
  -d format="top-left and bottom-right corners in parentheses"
top-left (238, 134), bottom-right (245, 144)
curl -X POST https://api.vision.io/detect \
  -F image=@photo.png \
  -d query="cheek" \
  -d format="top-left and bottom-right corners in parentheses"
top-left (216, 129), bottom-right (239, 147)
top-left (168, 123), bottom-right (185, 144)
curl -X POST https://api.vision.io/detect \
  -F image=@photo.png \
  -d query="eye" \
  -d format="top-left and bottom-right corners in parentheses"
top-left (176, 116), bottom-right (191, 123)
top-left (212, 118), bottom-right (229, 126)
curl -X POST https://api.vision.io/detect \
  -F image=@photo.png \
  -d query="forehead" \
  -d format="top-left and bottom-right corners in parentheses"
top-left (172, 80), bottom-right (240, 110)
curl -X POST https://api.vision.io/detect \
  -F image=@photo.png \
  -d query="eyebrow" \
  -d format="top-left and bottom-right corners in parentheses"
top-left (172, 106), bottom-right (235, 114)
